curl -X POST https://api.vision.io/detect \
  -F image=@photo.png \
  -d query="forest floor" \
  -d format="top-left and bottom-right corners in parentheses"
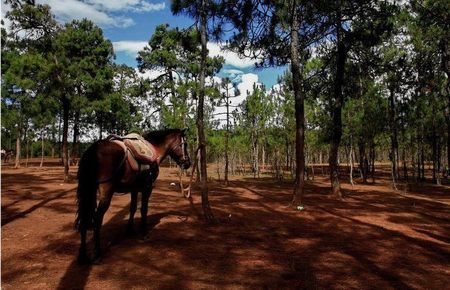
top-left (2, 158), bottom-right (450, 289)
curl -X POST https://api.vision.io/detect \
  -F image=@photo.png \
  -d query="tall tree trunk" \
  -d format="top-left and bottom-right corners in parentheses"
top-left (440, 39), bottom-right (450, 171)
top-left (420, 133), bottom-right (425, 180)
top-left (58, 112), bottom-right (62, 161)
top-left (447, 94), bottom-right (450, 172)
top-left (285, 138), bottom-right (290, 170)
top-left (432, 129), bottom-right (437, 183)
top-left (51, 122), bottom-right (56, 159)
top-left (225, 84), bottom-right (229, 185)
top-left (388, 88), bottom-right (398, 187)
top-left (72, 110), bottom-right (80, 160)
top-left (329, 5), bottom-right (346, 198)
top-left (349, 135), bottom-right (354, 186)
top-left (437, 140), bottom-right (442, 185)
top-left (40, 128), bottom-right (45, 167)
top-left (358, 140), bottom-right (367, 183)
top-left (256, 141), bottom-right (260, 178)
top-left (168, 68), bottom-right (177, 100)
top-left (25, 129), bottom-right (29, 167)
top-left (62, 98), bottom-right (70, 182)
top-left (252, 134), bottom-right (258, 178)
top-left (290, 0), bottom-right (305, 207)
top-left (402, 146), bottom-right (408, 181)
top-left (262, 142), bottom-right (265, 171)
top-left (198, 0), bottom-right (214, 221)
top-left (14, 128), bottom-right (21, 169)
top-left (370, 142), bottom-right (375, 183)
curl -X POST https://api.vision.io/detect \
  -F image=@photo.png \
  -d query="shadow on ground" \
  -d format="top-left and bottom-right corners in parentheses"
top-left (1, 166), bottom-right (449, 289)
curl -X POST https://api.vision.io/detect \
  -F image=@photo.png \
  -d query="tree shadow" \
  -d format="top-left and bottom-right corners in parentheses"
top-left (2, 168), bottom-right (450, 289)
top-left (2, 187), bottom-right (75, 225)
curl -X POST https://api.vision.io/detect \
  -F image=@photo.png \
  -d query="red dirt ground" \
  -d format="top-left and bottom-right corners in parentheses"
top-left (2, 159), bottom-right (450, 289)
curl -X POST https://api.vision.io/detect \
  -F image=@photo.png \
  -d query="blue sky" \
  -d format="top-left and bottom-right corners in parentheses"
top-left (19, 0), bottom-right (287, 89)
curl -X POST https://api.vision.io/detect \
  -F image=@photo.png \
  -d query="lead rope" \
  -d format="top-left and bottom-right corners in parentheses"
top-left (180, 146), bottom-right (199, 198)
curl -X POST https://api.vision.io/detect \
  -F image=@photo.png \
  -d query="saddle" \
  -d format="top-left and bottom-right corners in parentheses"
top-left (107, 133), bottom-right (158, 172)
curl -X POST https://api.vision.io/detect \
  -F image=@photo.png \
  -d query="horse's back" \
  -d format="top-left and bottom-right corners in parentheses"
top-left (79, 140), bottom-right (126, 183)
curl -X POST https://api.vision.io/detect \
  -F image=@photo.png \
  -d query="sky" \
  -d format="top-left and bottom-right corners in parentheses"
top-left (8, 0), bottom-right (287, 91)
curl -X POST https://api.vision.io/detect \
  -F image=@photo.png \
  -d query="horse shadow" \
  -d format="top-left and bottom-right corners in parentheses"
top-left (56, 206), bottom-right (183, 290)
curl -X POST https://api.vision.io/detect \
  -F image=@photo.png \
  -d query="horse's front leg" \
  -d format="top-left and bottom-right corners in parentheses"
top-left (140, 187), bottom-right (153, 238)
top-left (93, 183), bottom-right (114, 264)
top-left (126, 191), bottom-right (138, 235)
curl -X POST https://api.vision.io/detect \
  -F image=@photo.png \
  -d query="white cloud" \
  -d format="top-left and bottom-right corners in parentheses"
top-left (207, 42), bottom-right (258, 69)
top-left (35, 0), bottom-right (164, 28)
top-left (84, 0), bottom-right (165, 12)
top-left (222, 69), bottom-right (244, 75)
top-left (138, 2), bottom-right (166, 12)
top-left (1, 3), bottom-right (12, 31)
top-left (36, 0), bottom-right (134, 27)
top-left (113, 40), bottom-right (148, 56)
top-left (212, 73), bottom-right (261, 127)
top-left (136, 67), bottom-right (165, 81)
top-left (237, 73), bottom-right (260, 100)
top-left (113, 40), bottom-right (259, 68)
top-left (270, 83), bottom-right (282, 93)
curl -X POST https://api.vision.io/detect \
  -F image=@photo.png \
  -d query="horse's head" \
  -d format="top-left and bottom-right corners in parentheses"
top-left (168, 129), bottom-right (191, 170)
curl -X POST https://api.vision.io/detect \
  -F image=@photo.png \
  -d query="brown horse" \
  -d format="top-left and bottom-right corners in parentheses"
top-left (75, 128), bottom-right (191, 264)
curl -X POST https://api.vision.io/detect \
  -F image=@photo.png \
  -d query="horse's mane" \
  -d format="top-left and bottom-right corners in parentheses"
top-left (143, 129), bottom-right (183, 145)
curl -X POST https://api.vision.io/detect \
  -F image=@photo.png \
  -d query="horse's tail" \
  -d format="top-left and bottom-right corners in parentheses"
top-left (74, 142), bottom-right (99, 232)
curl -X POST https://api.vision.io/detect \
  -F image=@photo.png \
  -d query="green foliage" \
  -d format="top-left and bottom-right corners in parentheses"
top-left (137, 24), bottom-right (224, 129)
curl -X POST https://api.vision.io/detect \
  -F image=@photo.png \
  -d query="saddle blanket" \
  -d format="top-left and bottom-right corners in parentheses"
top-left (107, 133), bottom-right (158, 172)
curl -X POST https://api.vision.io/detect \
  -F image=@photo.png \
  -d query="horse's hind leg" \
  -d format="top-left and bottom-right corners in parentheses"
top-left (140, 188), bottom-right (153, 238)
top-left (126, 191), bottom-right (138, 235)
top-left (93, 182), bottom-right (114, 263)
top-left (77, 226), bottom-right (90, 264)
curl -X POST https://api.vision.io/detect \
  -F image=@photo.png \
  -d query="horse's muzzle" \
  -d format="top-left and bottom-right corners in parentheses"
top-left (180, 159), bottom-right (191, 170)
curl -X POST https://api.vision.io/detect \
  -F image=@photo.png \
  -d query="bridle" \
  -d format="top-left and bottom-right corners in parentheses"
top-left (169, 134), bottom-right (188, 164)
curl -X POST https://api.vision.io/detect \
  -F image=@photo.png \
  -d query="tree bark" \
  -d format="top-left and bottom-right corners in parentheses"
top-left (14, 127), bottom-right (21, 169)
top-left (329, 4), bottom-right (346, 199)
top-left (40, 128), bottom-right (45, 167)
top-left (420, 133), bottom-right (425, 180)
top-left (440, 38), bottom-right (450, 171)
top-left (225, 83), bottom-right (230, 185)
top-left (58, 111), bottom-right (62, 161)
top-left (198, 0), bottom-right (214, 221)
top-left (432, 128), bottom-right (437, 183)
top-left (358, 140), bottom-right (367, 183)
top-left (388, 88), bottom-right (398, 186)
top-left (25, 135), bottom-right (29, 168)
top-left (447, 93), bottom-right (450, 172)
top-left (62, 98), bottom-right (70, 182)
top-left (262, 142), bottom-right (265, 171)
top-left (72, 110), bottom-right (80, 160)
top-left (290, 0), bottom-right (306, 207)
top-left (370, 142), bottom-right (375, 183)
top-left (437, 140), bottom-right (442, 185)
top-left (349, 135), bottom-right (354, 186)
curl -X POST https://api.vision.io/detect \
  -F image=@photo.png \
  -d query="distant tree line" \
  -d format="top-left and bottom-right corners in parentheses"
top-left (2, 0), bottom-right (448, 217)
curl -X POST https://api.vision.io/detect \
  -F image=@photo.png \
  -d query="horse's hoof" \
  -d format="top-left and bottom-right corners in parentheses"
top-left (77, 254), bottom-right (91, 265)
top-left (92, 256), bottom-right (102, 265)
top-left (126, 227), bottom-right (136, 236)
